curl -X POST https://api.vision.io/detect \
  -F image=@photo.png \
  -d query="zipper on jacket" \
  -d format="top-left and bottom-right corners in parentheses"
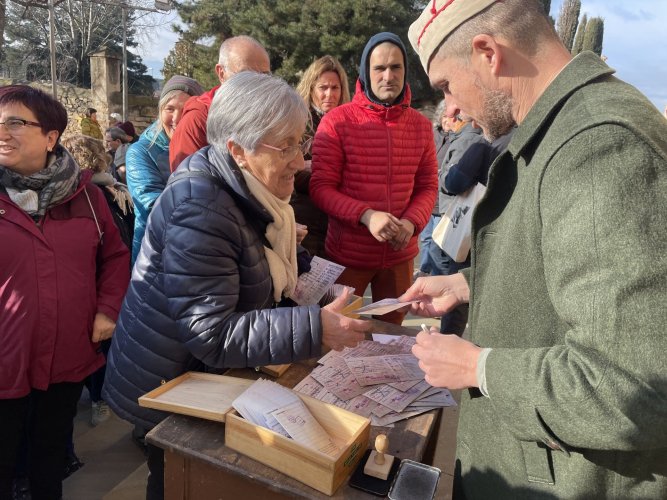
top-left (383, 110), bottom-right (392, 267)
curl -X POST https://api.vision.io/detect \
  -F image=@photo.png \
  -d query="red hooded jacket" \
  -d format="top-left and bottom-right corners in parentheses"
top-left (310, 81), bottom-right (438, 269)
top-left (169, 86), bottom-right (219, 172)
top-left (0, 169), bottom-right (130, 398)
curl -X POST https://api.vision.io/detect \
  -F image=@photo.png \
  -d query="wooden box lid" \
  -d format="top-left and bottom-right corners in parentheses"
top-left (138, 372), bottom-right (253, 422)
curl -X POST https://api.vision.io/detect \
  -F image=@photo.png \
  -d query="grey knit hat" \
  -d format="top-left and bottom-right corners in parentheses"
top-left (160, 75), bottom-right (205, 100)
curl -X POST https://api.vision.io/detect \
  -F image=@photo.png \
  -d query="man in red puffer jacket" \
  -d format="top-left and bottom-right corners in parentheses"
top-left (311, 32), bottom-right (438, 325)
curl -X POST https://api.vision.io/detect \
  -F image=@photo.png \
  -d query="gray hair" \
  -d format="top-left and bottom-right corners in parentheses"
top-left (105, 126), bottom-right (129, 142)
top-left (218, 35), bottom-right (267, 70)
top-left (207, 72), bottom-right (309, 153)
top-left (436, 0), bottom-right (557, 64)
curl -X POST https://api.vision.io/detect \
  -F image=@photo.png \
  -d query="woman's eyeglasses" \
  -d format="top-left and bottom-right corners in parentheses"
top-left (0, 118), bottom-right (42, 134)
top-left (260, 137), bottom-right (313, 162)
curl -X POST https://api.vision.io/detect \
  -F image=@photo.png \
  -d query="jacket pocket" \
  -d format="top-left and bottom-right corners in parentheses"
top-left (520, 441), bottom-right (555, 485)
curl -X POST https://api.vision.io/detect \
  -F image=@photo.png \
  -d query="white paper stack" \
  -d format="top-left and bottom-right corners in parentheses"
top-left (232, 379), bottom-right (340, 457)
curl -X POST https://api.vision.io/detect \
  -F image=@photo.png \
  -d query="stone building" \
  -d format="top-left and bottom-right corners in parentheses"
top-left (0, 48), bottom-right (159, 139)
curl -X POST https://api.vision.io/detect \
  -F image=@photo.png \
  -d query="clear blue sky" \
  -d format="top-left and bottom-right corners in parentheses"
top-left (139, 0), bottom-right (667, 112)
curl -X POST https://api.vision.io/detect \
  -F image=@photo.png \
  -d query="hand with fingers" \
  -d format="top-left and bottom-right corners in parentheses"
top-left (91, 312), bottom-right (115, 342)
top-left (360, 209), bottom-right (401, 243)
top-left (320, 287), bottom-right (370, 351)
top-left (399, 272), bottom-right (470, 317)
top-left (296, 223), bottom-right (308, 245)
top-left (412, 330), bottom-right (482, 389)
top-left (389, 218), bottom-right (415, 251)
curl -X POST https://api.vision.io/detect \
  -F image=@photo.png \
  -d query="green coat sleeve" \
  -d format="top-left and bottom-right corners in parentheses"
top-left (484, 124), bottom-right (667, 452)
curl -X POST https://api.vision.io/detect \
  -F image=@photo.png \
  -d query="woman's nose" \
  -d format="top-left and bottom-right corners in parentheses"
top-left (291, 152), bottom-right (306, 171)
top-left (172, 110), bottom-right (182, 127)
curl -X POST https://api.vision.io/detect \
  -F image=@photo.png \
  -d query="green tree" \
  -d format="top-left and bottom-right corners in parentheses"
top-left (571, 13), bottom-right (587, 55)
top-left (1, 0), bottom-right (154, 94)
top-left (556, 0), bottom-right (581, 52)
top-left (174, 0), bottom-right (434, 101)
top-left (162, 37), bottom-right (218, 89)
top-left (582, 16), bottom-right (604, 56)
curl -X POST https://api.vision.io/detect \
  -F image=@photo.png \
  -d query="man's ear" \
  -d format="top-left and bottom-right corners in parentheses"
top-left (215, 63), bottom-right (226, 84)
top-left (227, 139), bottom-right (247, 166)
top-left (471, 34), bottom-right (502, 77)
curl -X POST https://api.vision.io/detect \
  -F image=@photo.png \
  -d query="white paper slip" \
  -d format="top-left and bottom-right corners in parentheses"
top-left (345, 354), bottom-right (424, 386)
top-left (290, 256), bottom-right (345, 305)
top-left (310, 358), bottom-right (368, 401)
top-left (363, 380), bottom-right (431, 413)
top-left (352, 298), bottom-right (417, 316)
top-left (271, 399), bottom-right (340, 457)
top-left (372, 333), bottom-right (398, 344)
top-left (232, 379), bottom-right (300, 437)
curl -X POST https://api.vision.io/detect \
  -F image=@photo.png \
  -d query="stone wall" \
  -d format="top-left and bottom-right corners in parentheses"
top-left (0, 78), bottom-right (158, 138)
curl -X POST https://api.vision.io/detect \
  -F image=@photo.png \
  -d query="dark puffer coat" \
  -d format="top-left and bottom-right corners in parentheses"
top-left (103, 146), bottom-right (323, 429)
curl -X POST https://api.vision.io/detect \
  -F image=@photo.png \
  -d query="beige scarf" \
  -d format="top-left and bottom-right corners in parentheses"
top-left (241, 170), bottom-right (298, 302)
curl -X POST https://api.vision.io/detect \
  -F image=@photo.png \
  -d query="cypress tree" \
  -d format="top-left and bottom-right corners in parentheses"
top-left (556, 0), bottom-right (582, 52)
top-left (582, 17), bottom-right (605, 56)
top-left (571, 13), bottom-right (588, 55)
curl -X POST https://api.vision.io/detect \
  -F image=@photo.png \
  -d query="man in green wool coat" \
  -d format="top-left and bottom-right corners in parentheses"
top-left (401, 0), bottom-right (667, 498)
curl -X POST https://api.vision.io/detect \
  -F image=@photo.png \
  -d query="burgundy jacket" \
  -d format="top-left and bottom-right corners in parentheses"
top-left (169, 85), bottom-right (219, 172)
top-left (0, 169), bottom-right (130, 398)
top-left (310, 81), bottom-right (438, 269)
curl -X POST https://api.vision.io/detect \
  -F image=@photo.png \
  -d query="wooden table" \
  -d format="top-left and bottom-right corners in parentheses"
top-left (147, 320), bottom-right (443, 499)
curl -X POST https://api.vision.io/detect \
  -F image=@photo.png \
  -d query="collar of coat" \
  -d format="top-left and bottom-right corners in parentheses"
top-left (508, 52), bottom-right (615, 160)
top-left (352, 79), bottom-right (412, 119)
top-left (201, 145), bottom-right (274, 227)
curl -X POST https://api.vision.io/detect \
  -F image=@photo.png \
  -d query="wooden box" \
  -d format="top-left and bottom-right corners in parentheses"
top-left (225, 393), bottom-right (370, 496)
top-left (138, 372), bottom-right (253, 422)
top-left (340, 294), bottom-right (364, 319)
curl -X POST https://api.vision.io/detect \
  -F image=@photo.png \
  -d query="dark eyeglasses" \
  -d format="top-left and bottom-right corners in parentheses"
top-left (260, 137), bottom-right (313, 161)
top-left (0, 118), bottom-right (42, 133)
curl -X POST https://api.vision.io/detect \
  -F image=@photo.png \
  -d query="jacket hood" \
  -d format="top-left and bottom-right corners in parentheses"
top-left (359, 32), bottom-right (409, 107)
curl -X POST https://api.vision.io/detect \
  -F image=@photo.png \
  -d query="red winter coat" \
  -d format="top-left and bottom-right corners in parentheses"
top-left (310, 81), bottom-right (437, 269)
top-left (169, 85), bottom-right (219, 172)
top-left (0, 169), bottom-right (130, 398)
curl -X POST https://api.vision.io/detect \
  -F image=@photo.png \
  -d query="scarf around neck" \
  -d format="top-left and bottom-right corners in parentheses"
top-left (241, 169), bottom-right (298, 302)
top-left (0, 145), bottom-right (80, 220)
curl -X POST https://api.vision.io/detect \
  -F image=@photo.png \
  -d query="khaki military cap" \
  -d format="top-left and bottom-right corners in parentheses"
top-left (408, 0), bottom-right (498, 72)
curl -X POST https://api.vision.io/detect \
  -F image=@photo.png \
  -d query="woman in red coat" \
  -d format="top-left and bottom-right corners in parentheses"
top-left (0, 85), bottom-right (130, 500)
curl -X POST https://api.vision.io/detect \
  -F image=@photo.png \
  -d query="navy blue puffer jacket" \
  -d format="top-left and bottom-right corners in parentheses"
top-left (103, 146), bottom-right (323, 429)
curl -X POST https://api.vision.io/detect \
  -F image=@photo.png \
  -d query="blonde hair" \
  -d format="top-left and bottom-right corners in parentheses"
top-left (296, 55), bottom-right (351, 109)
top-left (61, 135), bottom-right (111, 174)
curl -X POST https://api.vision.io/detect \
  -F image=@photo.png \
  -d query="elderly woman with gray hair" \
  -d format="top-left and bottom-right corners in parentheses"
top-left (103, 72), bottom-right (368, 500)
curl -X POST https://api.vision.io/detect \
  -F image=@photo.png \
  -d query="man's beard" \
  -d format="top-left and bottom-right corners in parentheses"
top-left (475, 79), bottom-right (516, 141)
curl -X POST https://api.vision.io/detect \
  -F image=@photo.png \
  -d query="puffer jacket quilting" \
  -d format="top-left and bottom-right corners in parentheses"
top-left (103, 146), bottom-right (322, 429)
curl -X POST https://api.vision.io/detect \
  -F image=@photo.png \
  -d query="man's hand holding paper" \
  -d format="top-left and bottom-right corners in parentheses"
top-left (399, 273), bottom-right (470, 317)
top-left (412, 332), bottom-right (481, 390)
